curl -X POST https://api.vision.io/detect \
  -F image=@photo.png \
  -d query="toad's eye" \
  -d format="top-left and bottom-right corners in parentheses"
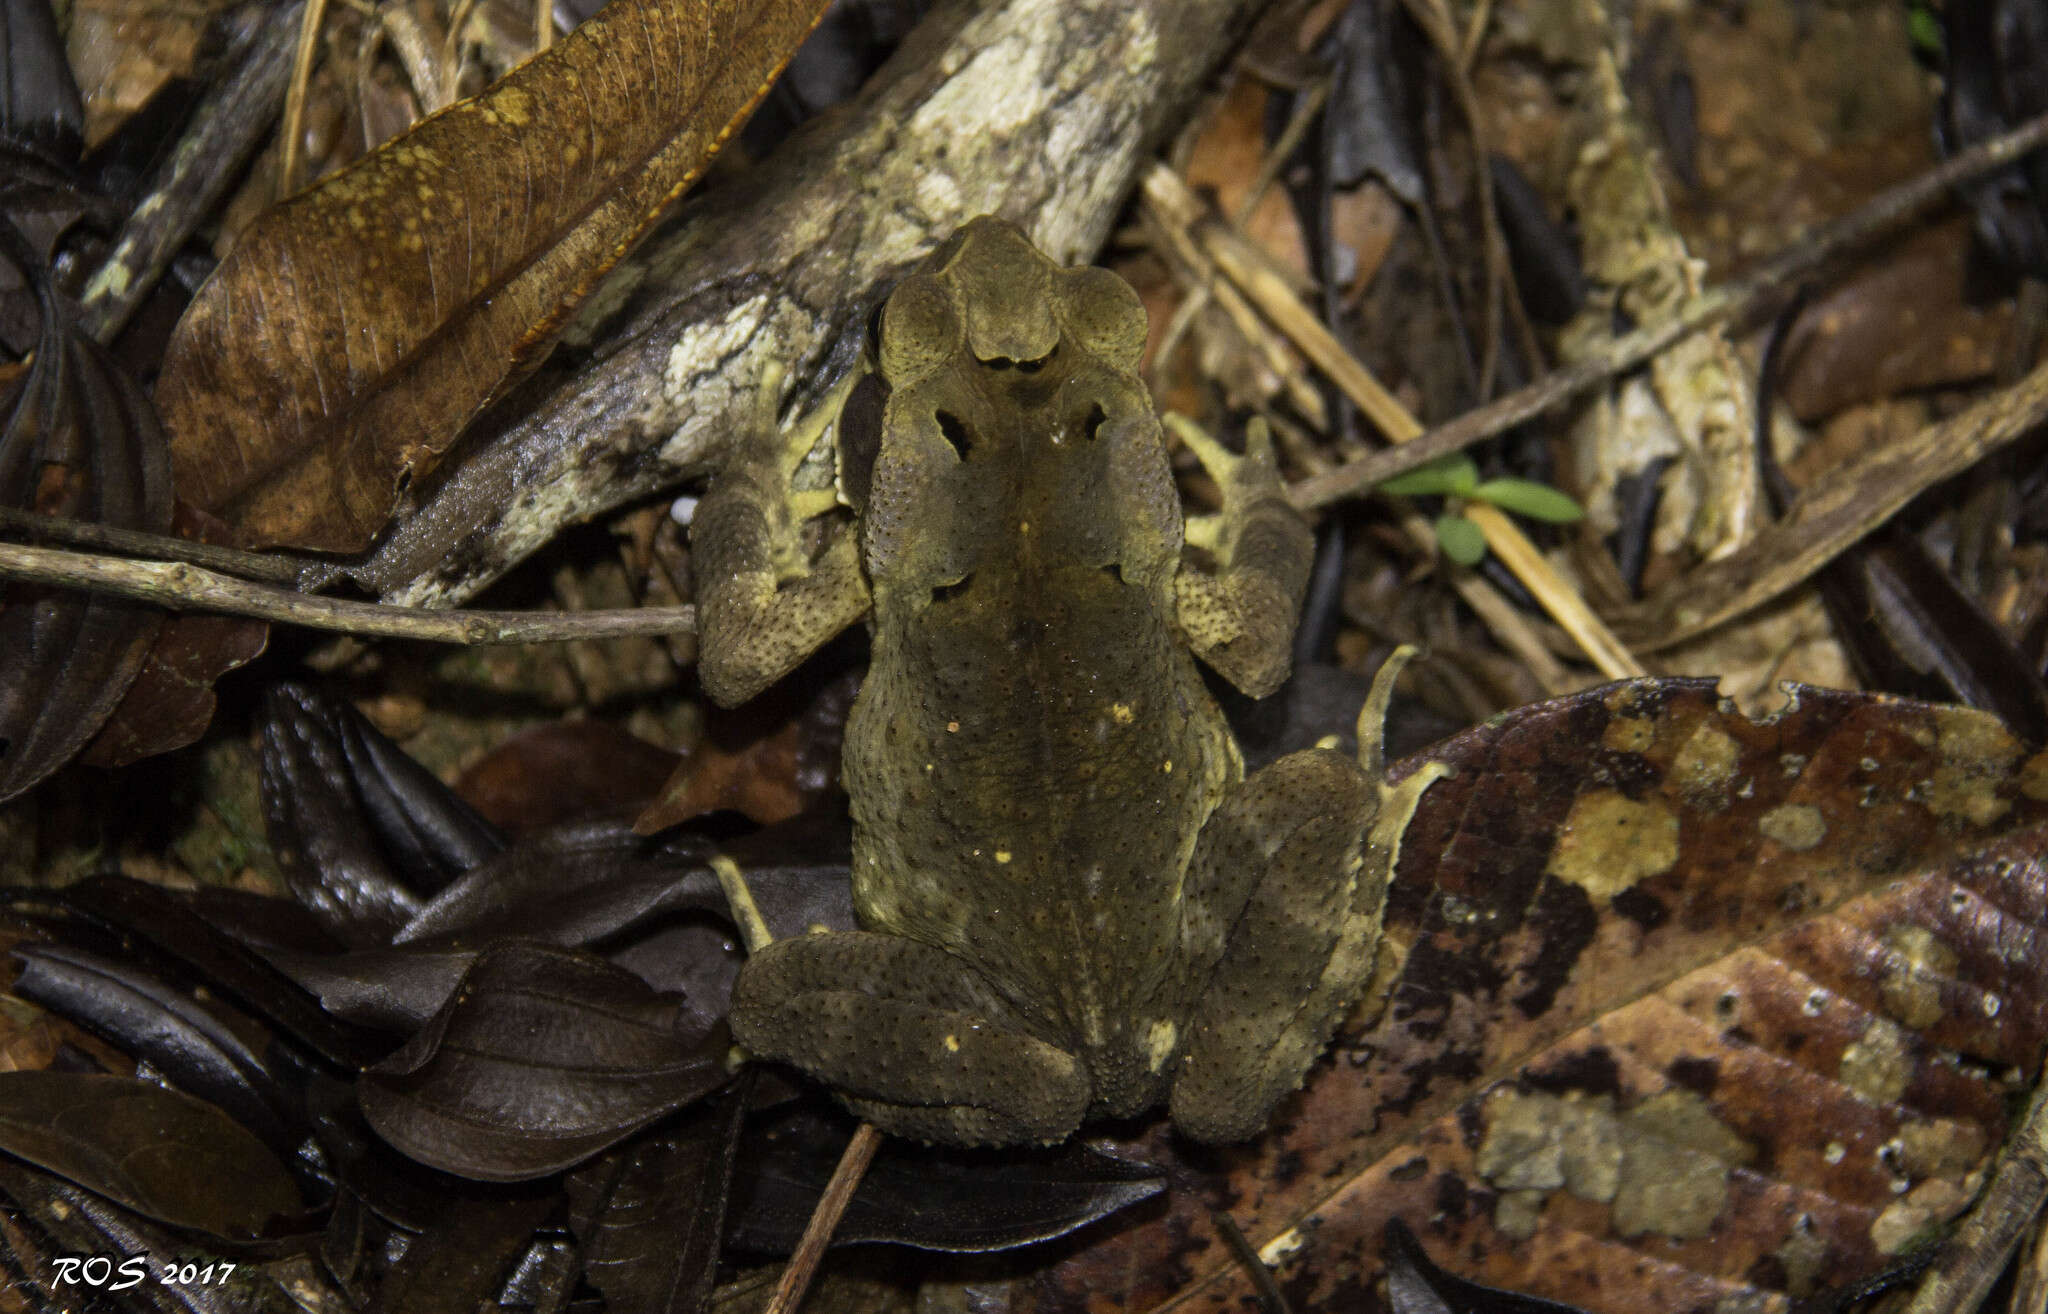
top-left (937, 410), bottom-right (974, 460)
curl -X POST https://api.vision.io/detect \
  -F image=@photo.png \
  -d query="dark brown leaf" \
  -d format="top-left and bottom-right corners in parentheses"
top-left (361, 1191), bottom-right (557, 1314)
top-left (1016, 680), bottom-right (2048, 1314)
top-left (267, 812), bottom-right (852, 1032)
top-left (260, 682), bottom-right (505, 946)
top-left (0, 263), bottom-right (171, 801)
top-left (80, 615), bottom-right (268, 768)
top-left (10, 942), bottom-right (297, 1155)
top-left (725, 1105), bottom-right (1166, 1255)
top-left (564, 1074), bottom-right (753, 1314)
top-left (29, 875), bottom-right (384, 1069)
top-left (0, 1158), bottom-right (300, 1312)
top-left (358, 942), bottom-right (731, 1181)
top-left (76, 505), bottom-right (269, 769)
top-left (0, 1070), bottom-right (301, 1240)
top-left (634, 665), bottom-right (858, 833)
top-left (455, 718), bottom-right (680, 833)
top-left (155, 0), bottom-right (832, 551)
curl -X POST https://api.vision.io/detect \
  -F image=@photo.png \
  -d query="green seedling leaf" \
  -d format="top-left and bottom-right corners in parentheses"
top-left (1378, 454), bottom-right (1479, 499)
top-left (1472, 479), bottom-right (1586, 523)
top-left (1435, 513), bottom-right (1487, 566)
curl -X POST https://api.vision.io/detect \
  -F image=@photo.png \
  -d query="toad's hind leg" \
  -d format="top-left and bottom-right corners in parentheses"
top-left (1169, 651), bottom-right (1449, 1143)
top-left (730, 931), bottom-right (1091, 1146)
top-left (693, 364), bottom-right (871, 706)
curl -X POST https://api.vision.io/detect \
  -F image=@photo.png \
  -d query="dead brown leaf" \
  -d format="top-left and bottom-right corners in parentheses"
top-left (455, 718), bottom-right (679, 833)
top-left (633, 668), bottom-right (857, 833)
top-left (157, 0), bottom-right (831, 551)
top-left (78, 505), bottom-right (269, 769)
top-left (1016, 680), bottom-right (2048, 1314)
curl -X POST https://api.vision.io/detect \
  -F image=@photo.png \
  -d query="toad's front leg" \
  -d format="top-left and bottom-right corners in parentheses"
top-left (730, 930), bottom-right (1092, 1146)
top-left (694, 365), bottom-right (871, 706)
top-left (1169, 650), bottom-right (1449, 1143)
top-left (1169, 416), bottom-right (1315, 699)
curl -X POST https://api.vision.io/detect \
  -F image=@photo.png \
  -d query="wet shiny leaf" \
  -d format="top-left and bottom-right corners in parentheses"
top-left (358, 942), bottom-right (732, 1181)
top-left (25, 874), bottom-right (383, 1069)
top-left (565, 1075), bottom-right (753, 1314)
top-left (260, 682), bottom-right (505, 946)
top-left (726, 1105), bottom-right (1165, 1254)
top-left (10, 942), bottom-right (297, 1154)
top-left (0, 296), bottom-right (170, 802)
top-left (0, 1071), bottom-right (301, 1240)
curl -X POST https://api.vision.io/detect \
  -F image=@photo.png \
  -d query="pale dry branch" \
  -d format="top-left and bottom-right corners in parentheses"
top-left (0, 540), bottom-right (694, 644)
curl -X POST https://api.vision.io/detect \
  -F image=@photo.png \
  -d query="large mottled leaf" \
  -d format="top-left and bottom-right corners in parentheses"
top-left (564, 1075), bottom-right (753, 1314)
top-left (0, 1071), bottom-right (301, 1240)
top-left (358, 942), bottom-right (732, 1180)
top-left (725, 1106), bottom-right (1166, 1254)
top-left (1384, 1219), bottom-right (1590, 1314)
top-left (156, 0), bottom-right (832, 551)
top-left (1015, 680), bottom-right (2048, 1314)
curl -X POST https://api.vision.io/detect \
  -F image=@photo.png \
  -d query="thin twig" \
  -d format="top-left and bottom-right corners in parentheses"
top-left (278, 0), bottom-right (329, 197)
top-left (1464, 504), bottom-right (1641, 678)
top-left (1290, 105), bottom-right (2048, 509)
top-left (1212, 1212), bottom-right (1295, 1314)
top-left (1610, 357), bottom-right (2048, 651)
top-left (762, 1123), bottom-right (882, 1314)
top-left (1143, 205), bottom-right (1329, 427)
top-left (719, 854), bottom-right (883, 1314)
top-left (1230, 79), bottom-right (1330, 229)
top-left (1458, 0), bottom-right (1493, 71)
top-left (0, 541), bottom-right (695, 643)
top-left (1905, 1084), bottom-right (2048, 1314)
top-left (1143, 166), bottom-right (1646, 680)
top-left (77, 0), bottom-right (304, 341)
top-left (0, 507), bottom-right (313, 586)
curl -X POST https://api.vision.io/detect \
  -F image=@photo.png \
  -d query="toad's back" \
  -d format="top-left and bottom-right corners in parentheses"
top-left (840, 219), bottom-right (1239, 1075)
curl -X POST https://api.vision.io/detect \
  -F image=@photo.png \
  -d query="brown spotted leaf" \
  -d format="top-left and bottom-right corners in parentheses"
top-left (156, 0), bottom-right (830, 551)
top-left (1016, 680), bottom-right (2048, 1314)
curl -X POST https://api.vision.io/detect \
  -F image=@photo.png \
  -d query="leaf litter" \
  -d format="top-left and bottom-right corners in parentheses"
top-left (8, 0), bottom-right (2048, 1311)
